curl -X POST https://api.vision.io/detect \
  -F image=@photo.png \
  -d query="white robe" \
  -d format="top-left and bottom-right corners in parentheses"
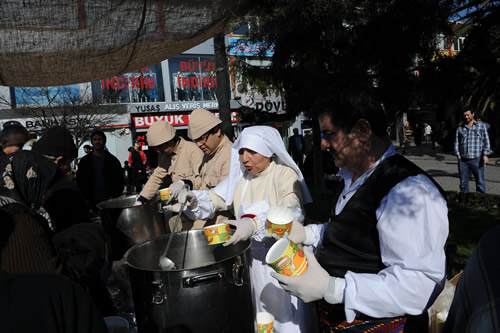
top-left (187, 162), bottom-right (313, 332)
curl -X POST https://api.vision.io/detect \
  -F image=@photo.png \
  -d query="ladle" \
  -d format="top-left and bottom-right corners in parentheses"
top-left (158, 187), bottom-right (189, 270)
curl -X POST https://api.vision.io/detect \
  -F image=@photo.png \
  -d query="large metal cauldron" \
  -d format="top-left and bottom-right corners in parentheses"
top-left (124, 231), bottom-right (254, 333)
top-left (97, 195), bottom-right (166, 262)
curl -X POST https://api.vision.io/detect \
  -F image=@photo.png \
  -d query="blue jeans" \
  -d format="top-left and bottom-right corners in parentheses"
top-left (458, 157), bottom-right (485, 193)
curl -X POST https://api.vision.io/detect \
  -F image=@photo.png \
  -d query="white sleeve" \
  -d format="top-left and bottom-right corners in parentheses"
top-left (343, 174), bottom-right (448, 322)
top-left (182, 190), bottom-right (216, 221)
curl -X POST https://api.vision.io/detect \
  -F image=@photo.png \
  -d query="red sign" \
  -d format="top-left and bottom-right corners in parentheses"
top-left (132, 112), bottom-right (238, 128)
top-left (177, 74), bottom-right (217, 89)
top-left (136, 134), bottom-right (147, 147)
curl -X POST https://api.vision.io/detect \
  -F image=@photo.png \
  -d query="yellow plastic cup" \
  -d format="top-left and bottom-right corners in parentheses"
top-left (266, 238), bottom-right (308, 276)
top-left (158, 187), bottom-right (171, 203)
top-left (266, 206), bottom-right (294, 238)
top-left (256, 312), bottom-right (274, 333)
top-left (203, 223), bottom-right (231, 245)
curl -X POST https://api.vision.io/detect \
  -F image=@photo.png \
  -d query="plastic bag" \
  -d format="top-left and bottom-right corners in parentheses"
top-left (427, 273), bottom-right (462, 333)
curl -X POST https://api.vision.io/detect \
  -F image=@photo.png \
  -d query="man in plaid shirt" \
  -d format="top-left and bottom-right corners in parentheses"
top-left (454, 109), bottom-right (493, 193)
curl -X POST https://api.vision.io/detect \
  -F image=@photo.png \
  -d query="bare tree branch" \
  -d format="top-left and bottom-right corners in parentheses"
top-left (1, 84), bottom-right (123, 148)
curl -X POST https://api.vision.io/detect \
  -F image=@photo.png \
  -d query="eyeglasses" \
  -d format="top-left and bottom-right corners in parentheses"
top-left (321, 131), bottom-right (336, 141)
top-left (194, 132), bottom-right (211, 144)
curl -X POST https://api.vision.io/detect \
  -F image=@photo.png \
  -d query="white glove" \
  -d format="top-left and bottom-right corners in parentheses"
top-left (287, 219), bottom-right (306, 244)
top-left (133, 200), bottom-right (143, 206)
top-left (270, 248), bottom-right (342, 303)
top-left (223, 219), bottom-right (257, 246)
top-left (164, 189), bottom-right (198, 212)
top-left (178, 189), bottom-right (198, 210)
top-left (263, 229), bottom-right (281, 240)
top-left (168, 180), bottom-right (185, 200)
top-left (164, 203), bottom-right (181, 213)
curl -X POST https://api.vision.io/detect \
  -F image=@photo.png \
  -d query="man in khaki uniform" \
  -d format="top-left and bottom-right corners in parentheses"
top-left (136, 121), bottom-right (203, 208)
top-left (169, 108), bottom-right (233, 230)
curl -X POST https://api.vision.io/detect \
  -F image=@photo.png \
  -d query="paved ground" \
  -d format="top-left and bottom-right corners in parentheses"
top-left (394, 142), bottom-right (500, 195)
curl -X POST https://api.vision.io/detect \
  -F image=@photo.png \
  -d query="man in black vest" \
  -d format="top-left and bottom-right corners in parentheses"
top-left (272, 94), bottom-right (449, 332)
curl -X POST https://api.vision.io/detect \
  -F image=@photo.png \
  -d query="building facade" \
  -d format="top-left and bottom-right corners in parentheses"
top-left (1, 32), bottom-right (293, 165)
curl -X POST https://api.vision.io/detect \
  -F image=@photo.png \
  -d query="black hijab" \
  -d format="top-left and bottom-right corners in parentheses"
top-left (0, 150), bottom-right (62, 212)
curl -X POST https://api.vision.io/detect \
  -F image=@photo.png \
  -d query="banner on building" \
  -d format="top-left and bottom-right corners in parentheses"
top-left (168, 55), bottom-right (217, 102)
top-left (127, 101), bottom-right (223, 113)
top-left (228, 38), bottom-right (274, 56)
top-left (92, 64), bottom-right (165, 104)
top-left (132, 112), bottom-right (238, 128)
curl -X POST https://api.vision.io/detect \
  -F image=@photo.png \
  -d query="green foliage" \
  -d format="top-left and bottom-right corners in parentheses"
top-left (237, 106), bottom-right (296, 123)
top-left (446, 190), bottom-right (500, 209)
top-left (232, 0), bottom-right (456, 120)
top-left (420, 1), bottom-right (499, 119)
top-left (446, 192), bottom-right (500, 274)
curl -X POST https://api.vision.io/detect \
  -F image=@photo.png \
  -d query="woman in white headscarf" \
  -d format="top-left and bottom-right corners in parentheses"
top-left (169, 125), bottom-right (313, 332)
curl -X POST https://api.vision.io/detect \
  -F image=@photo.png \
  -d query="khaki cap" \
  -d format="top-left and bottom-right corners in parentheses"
top-left (146, 121), bottom-right (176, 147)
top-left (188, 108), bottom-right (222, 140)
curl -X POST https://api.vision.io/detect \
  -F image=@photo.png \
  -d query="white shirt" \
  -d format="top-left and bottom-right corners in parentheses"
top-left (425, 125), bottom-right (432, 135)
top-left (306, 145), bottom-right (448, 322)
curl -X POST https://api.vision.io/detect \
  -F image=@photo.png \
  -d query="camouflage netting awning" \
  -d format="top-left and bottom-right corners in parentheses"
top-left (0, 0), bottom-right (248, 87)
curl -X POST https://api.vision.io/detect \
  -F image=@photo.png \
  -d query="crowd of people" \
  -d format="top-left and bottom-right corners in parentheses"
top-left (0, 125), bottom-right (114, 332)
top-left (0, 101), bottom-right (495, 332)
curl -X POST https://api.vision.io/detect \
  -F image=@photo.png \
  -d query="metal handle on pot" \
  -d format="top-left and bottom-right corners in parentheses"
top-left (151, 280), bottom-right (166, 305)
top-left (233, 256), bottom-right (246, 287)
top-left (182, 270), bottom-right (225, 288)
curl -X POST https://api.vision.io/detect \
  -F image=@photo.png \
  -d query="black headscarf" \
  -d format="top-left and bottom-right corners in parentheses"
top-left (0, 150), bottom-right (62, 212)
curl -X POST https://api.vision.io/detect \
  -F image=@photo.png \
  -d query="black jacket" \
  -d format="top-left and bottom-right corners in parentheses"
top-left (76, 151), bottom-right (124, 205)
top-left (0, 271), bottom-right (109, 333)
top-left (288, 134), bottom-right (305, 156)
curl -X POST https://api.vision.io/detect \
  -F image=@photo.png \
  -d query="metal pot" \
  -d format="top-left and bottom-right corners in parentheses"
top-left (124, 231), bottom-right (254, 333)
top-left (97, 195), bottom-right (166, 262)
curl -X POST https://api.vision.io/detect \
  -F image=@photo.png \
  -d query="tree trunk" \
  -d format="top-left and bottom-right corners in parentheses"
top-left (312, 118), bottom-right (328, 194)
top-left (214, 33), bottom-right (233, 140)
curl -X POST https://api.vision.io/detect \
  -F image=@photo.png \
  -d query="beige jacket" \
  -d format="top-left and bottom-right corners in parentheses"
top-left (197, 135), bottom-right (233, 227)
top-left (170, 135), bottom-right (233, 232)
top-left (200, 135), bottom-right (233, 190)
top-left (140, 138), bottom-right (204, 200)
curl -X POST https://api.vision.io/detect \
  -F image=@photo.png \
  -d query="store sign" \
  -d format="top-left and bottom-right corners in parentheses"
top-left (136, 134), bottom-right (148, 147)
top-left (127, 101), bottom-right (221, 113)
top-left (232, 74), bottom-right (285, 114)
top-left (229, 38), bottom-right (274, 56)
top-left (132, 112), bottom-right (238, 128)
top-left (240, 93), bottom-right (286, 114)
top-left (3, 116), bottom-right (128, 132)
top-left (24, 118), bottom-right (87, 131)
